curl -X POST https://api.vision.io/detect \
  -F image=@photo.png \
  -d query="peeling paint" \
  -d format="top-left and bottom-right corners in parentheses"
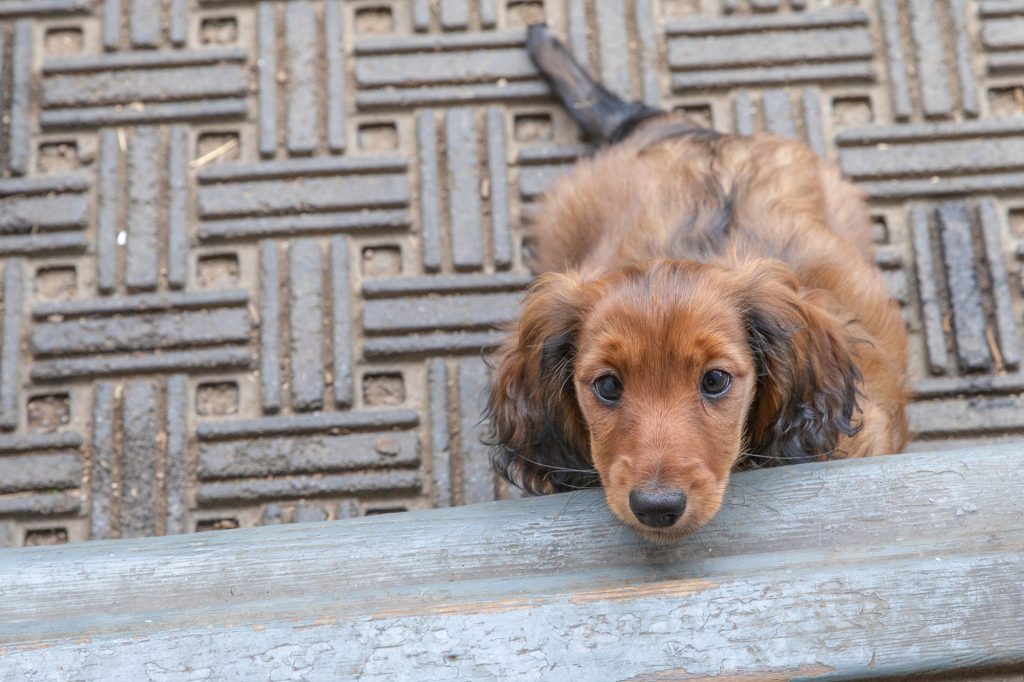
top-left (372, 595), bottom-right (541, 619)
top-left (14, 641), bottom-right (52, 652)
top-left (621, 663), bottom-right (837, 681)
top-left (570, 579), bottom-right (719, 605)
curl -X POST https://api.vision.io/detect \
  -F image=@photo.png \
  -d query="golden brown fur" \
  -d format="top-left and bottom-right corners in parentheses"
top-left (486, 114), bottom-right (909, 542)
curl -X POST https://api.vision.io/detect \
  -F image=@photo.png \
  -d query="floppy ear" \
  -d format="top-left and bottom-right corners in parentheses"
top-left (735, 259), bottom-right (862, 465)
top-left (485, 272), bottom-right (594, 494)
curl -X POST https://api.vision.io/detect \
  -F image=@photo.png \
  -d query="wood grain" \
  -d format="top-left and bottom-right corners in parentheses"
top-left (1, 444), bottom-right (1022, 680)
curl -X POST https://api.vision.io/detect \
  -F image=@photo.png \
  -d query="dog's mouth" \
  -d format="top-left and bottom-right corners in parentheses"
top-left (610, 506), bottom-right (705, 543)
top-left (628, 521), bottom-right (700, 544)
top-left (604, 485), bottom-right (717, 542)
top-left (607, 489), bottom-right (723, 543)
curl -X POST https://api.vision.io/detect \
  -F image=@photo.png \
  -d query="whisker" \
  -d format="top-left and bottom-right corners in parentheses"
top-left (549, 478), bottom-right (602, 490)
top-left (718, 494), bottom-right (780, 514)
top-left (513, 452), bottom-right (599, 476)
top-left (559, 489), bottom-right (603, 515)
top-left (737, 449), bottom-right (841, 464)
top-left (728, 466), bottom-right (787, 508)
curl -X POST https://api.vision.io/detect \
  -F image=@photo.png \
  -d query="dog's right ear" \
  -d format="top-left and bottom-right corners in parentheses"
top-left (485, 272), bottom-right (594, 494)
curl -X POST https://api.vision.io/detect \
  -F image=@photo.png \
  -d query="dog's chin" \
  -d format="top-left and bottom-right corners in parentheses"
top-left (619, 516), bottom-right (706, 544)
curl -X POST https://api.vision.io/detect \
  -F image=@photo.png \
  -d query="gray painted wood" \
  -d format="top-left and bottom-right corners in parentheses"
top-left (1, 444), bottom-right (1023, 680)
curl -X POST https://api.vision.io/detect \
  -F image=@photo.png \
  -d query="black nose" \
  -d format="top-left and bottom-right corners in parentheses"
top-left (629, 488), bottom-right (687, 528)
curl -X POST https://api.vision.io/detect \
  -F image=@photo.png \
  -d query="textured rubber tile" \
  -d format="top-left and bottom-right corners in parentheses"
top-left (0, 0), bottom-right (1022, 546)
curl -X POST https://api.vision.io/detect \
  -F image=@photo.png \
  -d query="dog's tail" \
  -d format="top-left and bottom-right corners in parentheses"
top-left (526, 24), bottom-right (663, 144)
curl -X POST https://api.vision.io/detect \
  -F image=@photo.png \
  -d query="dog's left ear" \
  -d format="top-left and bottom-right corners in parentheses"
top-left (734, 259), bottom-right (862, 464)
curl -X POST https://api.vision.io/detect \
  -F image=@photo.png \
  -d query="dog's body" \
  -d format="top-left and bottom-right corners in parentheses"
top-left (487, 26), bottom-right (908, 541)
top-left (527, 124), bottom-right (909, 453)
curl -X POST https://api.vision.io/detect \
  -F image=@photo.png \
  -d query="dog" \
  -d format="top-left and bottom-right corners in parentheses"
top-left (485, 25), bottom-right (909, 542)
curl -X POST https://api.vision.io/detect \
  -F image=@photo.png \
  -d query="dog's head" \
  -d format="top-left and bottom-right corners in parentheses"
top-left (486, 258), bottom-right (861, 541)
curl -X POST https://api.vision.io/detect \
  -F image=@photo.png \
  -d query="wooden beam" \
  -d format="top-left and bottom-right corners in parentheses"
top-left (1, 444), bottom-right (1023, 680)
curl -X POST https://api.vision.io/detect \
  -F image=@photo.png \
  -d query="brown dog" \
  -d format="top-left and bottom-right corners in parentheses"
top-left (486, 26), bottom-right (908, 542)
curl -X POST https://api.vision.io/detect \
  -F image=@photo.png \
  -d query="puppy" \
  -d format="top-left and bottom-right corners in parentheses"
top-left (485, 25), bottom-right (909, 542)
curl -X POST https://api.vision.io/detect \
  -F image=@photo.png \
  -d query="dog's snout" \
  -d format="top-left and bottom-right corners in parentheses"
top-left (628, 488), bottom-right (687, 528)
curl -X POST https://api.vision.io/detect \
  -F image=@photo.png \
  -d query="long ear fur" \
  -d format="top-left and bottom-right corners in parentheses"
top-left (484, 272), bottom-right (595, 494)
top-left (735, 259), bottom-right (862, 467)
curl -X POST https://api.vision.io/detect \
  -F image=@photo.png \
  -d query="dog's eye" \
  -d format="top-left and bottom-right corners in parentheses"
top-left (700, 370), bottom-right (732, 398)
top-left (592, 374), bottom-right (623, 405)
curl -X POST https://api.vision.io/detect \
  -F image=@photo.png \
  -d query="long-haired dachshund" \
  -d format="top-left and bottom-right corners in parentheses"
top-left (486, 25), bottom-right (909, 542)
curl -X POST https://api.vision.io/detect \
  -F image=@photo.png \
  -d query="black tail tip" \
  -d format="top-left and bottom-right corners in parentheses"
top-left (525, 23), bottom-right (557, 64)
top-left (526, 23), bottom-right (551, 46)
top-left (523, 22), bottom-right (665, 144)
